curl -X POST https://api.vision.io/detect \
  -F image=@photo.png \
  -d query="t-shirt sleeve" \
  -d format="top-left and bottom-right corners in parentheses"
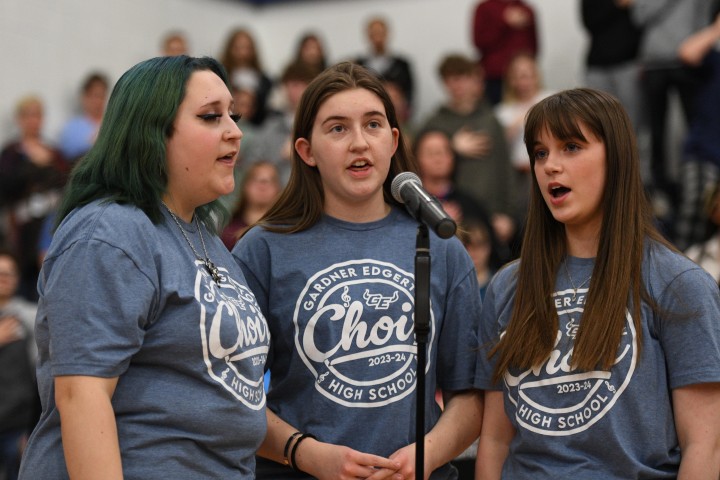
top-left (474, 268), bottom-right (512, 391)
top-left (657, 267), bottom-right (720, 389)
top-left (436, 245), bottom-right (482, 392)
top-left (43, 237), bottom-right (157, 378)
top-left (231, 228), bottom-right (271, 314)
top-left (232, 227), bottom-right (273, 369)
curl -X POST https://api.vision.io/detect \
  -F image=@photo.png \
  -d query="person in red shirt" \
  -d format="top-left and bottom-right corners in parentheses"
top-left (472, 0), bottom-right (538, 105)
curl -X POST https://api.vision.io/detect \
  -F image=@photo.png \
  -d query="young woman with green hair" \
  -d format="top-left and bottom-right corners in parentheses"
top-left (18, 55), bottom-right (270, 479)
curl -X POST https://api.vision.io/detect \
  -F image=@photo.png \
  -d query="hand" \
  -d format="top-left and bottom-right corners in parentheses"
top-left (504, 6), bottom-right (531, 29)
top-left (0, 316), bottom-right (22, 345)
top-left (22, 140), bottom-right (54, 167)
top-left (295, 438), bottom-right (402, 480)
top-left (452, 128), bottom-right (492, 159)
top-left (369, 443), bottom-right (427, 480)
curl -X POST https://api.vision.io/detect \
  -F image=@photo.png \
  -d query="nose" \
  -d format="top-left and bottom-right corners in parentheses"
top-left (224, 117), bottom-right (243, 142)
top-left (349, 126), bottom-right (369, 151)
top-left (541, 151), bottom-right (561, 174)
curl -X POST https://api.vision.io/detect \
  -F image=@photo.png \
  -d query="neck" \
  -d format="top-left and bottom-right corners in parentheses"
top-left (325, 199), bottom-right (390, 223)
top-left (565, 225), bottom-right (600, 258)
top-left (476, 267), bottom-right (490, 284)
top-left (449, 98), bottom-right (477, 115)
top-left (162, 196), bottom-right (194, 223)
top-left (243, 204), bottom-right (270, 225)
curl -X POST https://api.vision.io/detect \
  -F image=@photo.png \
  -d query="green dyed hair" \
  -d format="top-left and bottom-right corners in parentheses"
top-left (56, 55), bottom-right (230, 230)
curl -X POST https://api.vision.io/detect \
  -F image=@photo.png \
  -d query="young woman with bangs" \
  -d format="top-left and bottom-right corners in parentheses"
top-left (475, 88), bottom-right (720, 479)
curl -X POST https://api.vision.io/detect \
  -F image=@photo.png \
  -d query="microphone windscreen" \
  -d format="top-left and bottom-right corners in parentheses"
top-left (391, 171), bottom-right (421, 204)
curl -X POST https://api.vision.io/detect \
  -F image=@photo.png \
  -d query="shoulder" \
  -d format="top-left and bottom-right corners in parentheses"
top-left (644, 240), bottom-right (717, 297)
top-left (232, 224), bottom-right (279, 259)
top-left (50, 201), bottom-right (158, 259)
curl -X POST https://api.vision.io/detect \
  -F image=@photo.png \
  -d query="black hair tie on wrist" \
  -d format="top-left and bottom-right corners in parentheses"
top-left (283, 431), bottom-right (302, 467)
top-left (290, 433), bottom-right (317, 473)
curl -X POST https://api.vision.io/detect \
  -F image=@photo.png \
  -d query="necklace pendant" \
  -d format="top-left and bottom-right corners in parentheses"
top-left (205, 259), bottom-right (221, 283)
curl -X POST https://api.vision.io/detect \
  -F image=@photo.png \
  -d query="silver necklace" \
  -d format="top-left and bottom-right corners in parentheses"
top-left (163, 202), bottom-right (222, 283)
top-left (564, 261), bottom-right (591, 302)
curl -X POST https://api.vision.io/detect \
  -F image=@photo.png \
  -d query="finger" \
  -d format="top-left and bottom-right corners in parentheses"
top-left (364, 467), bottom-right (401, 480)
top-left (360, 454), bottom-right (400, 471)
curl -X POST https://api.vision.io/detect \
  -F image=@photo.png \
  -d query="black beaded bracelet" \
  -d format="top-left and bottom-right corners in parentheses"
top-left (283, 431), bottom-right (302, 467)
top-left (289, 433), bottom-right (317, 473)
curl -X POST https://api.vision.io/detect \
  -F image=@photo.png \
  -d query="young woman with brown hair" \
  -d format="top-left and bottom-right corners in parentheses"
top-left (475, 88), bottom-right (720, 479)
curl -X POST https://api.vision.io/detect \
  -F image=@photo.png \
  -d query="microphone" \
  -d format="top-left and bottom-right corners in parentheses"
top-left (391, 172), bottom-right (457, 239)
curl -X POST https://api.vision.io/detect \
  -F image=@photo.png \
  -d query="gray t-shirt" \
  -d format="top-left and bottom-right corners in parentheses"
top-left (233, 207), bottom-right (481, 479)
top-left (19, 200), bottom-right (269, 480)
top-left (475, 242), bottom-right (720, 479)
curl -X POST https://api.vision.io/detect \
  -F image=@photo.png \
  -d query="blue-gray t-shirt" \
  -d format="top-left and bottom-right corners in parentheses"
top-left (19, 200), bottom-right (270, 480)
top-left (233, 207), bottom-right (481, 479)
top-left (475, 241), bottom-right (720, 479)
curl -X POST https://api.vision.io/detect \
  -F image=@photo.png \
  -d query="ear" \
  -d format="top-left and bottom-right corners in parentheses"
top-left (390, 127), bottom-right (399, 156)
top-left (295, 137), bottom-right (315, 167)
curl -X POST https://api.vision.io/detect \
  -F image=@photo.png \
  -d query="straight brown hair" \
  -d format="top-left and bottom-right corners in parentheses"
top-left (490, 88), bottom-right (673, 382)
top-left (251, 61), bottom-right (417, 234)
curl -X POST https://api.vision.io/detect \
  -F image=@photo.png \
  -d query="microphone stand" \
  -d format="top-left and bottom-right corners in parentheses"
top-left (414, 224), bottom-right (430, 480)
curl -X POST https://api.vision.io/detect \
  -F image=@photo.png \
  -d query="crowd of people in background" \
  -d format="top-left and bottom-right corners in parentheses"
top-left (1, 0), bottom-right (720, 478)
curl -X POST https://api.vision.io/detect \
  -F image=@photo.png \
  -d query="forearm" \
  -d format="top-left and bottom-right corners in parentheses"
top-left (256, 408), bottom-right (300, 465)
top-left (673, 383), bottom-right (720, 480)
top-left (678, 16), bottom-right (720, 66)
top-left (678, 443), bottom-right (720, 479)
top-left (475, 436), bottom-right (508, 480)
top-left (261, 409), bottom-right (400, 480)
top-left (424, 390), bottom-right (483, 472)
top-left (56, 376), bottom-right (122, 480)
top-left (475, 390), bottom-right (513, 480)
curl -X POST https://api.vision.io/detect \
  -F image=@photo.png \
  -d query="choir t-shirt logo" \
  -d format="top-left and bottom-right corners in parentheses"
top-left (196, 263), bottom-right (270, 410)
top-left (503, 287), bottom-right (637, 435)
top-left (294, 259), bottom-right (434, 407)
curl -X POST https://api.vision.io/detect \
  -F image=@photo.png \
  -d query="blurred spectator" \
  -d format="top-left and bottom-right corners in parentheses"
top-left (245, 61), bottom-right (317, 186)
top-left (414, 128), bottom-right (505, 269)
top-left (420, 53), bottom-right (518, 262)
top-left (293, 31), bottom-right (328, 74)
top-left (580, 0), bottom-right (643, 129)
top-left (219, 27), bottom-right (274, 126)
top-left (57, 71), bottom-right (109, 163)
top-left (217, 85), bottom-right (262, 213)
top-left (221, 161), bottom-right (281, 250)
top-left (675, 8), bottom-right (720, 250)
top-left (383, 79), bottom-right (414, 142)
top-left (355, 16), bottom-right (415, 114)
top-left (685, 182), bottom-right (720, 284)
top-left (0, 96), bottom-right (67, 301)
top-left (630, 0), bottom-right (714, 207)
top-left (495, 52), bottom-right (553, 214)
top-left (472, 0), bottom-right (538, 105)
top-left (461, 219), bottom-right (497, 299)
top-left (160, 30), bottom-right (189, 56)
top-left (0, 249), bottom-right (39, 480)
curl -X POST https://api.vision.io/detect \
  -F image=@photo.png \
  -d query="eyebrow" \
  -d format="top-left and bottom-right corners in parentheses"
top-left (320, 110), bottom-right (386, 126)
top-left (199, 96), bottom-right (234, 109)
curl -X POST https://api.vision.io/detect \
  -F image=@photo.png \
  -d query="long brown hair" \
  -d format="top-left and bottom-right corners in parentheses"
top-left (491, 88), bottom-right (673, 381)
top-left (253, 61), bottom-right (417, 234)
top-left (219, 28), bottom-right (262, 72)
